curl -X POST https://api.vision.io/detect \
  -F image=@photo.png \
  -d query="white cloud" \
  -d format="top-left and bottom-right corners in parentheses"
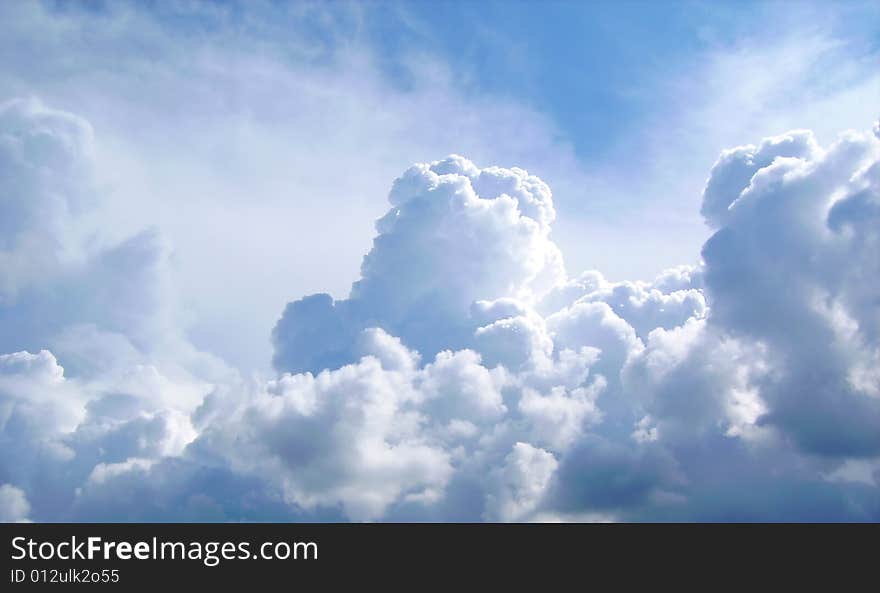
top-left (2, 54), bottom-right (880, 519)
top-left (200, 337), bottom-right (454, 521)
top-left (700, 127), bottom-right (880, 457)
top-left (518, 384), bottom-right (602, 451)
top-left (0, 484), bottom-right (31, 522)
top-left (272, 155), bottom-right (565, 375)
top-left (0, 98), bottom-right (95, 303)
top-left (0, 104), bottom-right (225, 517)
top-left (485, 442), bottom-right (558, 522)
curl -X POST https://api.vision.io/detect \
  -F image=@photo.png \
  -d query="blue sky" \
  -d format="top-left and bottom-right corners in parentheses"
top-left (341, 0), bottom-right (879, 166)
top-left (0, 0), bottom-right (879, 522)
top-left (368, 0), bottom-right (710, 149)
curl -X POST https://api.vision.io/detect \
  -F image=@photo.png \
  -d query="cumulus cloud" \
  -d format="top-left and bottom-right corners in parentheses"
top-left (0, 99), bottom-right (228, 520)
top-left (0, 98), bottom-right (95, 302)
top-left (1, 94), bottom-right (879, 521)
top-left (272, 155), bottom-right (565, 375)
top-left (485, 442), bottom-right (558, 522)
top-left (200, 338), bottom-right (454, 521)
top-left (700, 128), bottom-right (880, 457)
top-left (0, 484), bottom-right (30, 522)
top-left (0, 99), bottom-right (227, 378)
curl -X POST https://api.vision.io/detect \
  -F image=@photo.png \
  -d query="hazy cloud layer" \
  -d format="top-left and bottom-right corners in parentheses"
top-left (2, 94), bottom-right (878, 520)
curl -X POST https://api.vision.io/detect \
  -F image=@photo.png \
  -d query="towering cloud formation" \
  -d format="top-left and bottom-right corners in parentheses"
top-left (272, 155), bottom-right (565, 374)
top-left (0, 100), bottom-right (226, 519)
top-left (700, 130), bottom-right (880, 457)
top-left (1, 98), bottom-right (878, 521)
